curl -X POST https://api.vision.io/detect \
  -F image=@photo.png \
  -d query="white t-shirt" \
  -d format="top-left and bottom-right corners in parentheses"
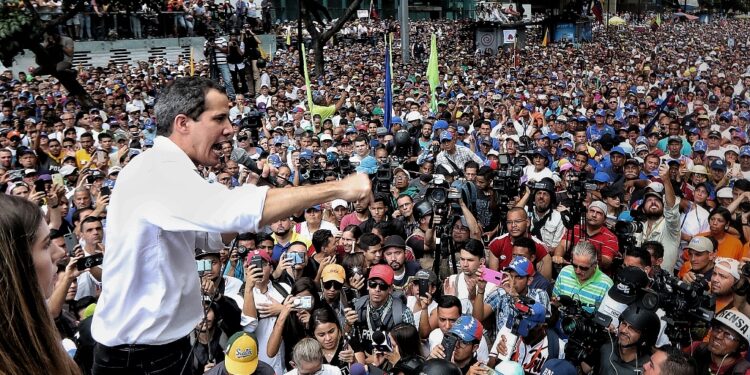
top-left (252, 282), bottom-right (291, 375)
top-left (522, 166), bottom-right (554, 183)
top-left (297, 220), bottom-right (339, 239)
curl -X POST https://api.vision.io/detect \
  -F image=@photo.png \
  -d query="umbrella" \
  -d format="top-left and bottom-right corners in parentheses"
top-left (608, 16), bottom-right (627, 25)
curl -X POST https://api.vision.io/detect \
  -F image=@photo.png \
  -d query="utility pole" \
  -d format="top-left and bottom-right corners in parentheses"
top-left (400, 0), bottom-right (409, 63)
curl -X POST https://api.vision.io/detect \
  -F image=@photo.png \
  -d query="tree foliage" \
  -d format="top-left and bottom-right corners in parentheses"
top-left (300, 0), bottom-right (365, 76)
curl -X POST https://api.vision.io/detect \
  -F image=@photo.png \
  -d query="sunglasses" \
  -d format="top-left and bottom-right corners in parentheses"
top-left (368, 280), bottom-right (389, 291)
top-left (572, 263), bottom-right (591, 272)
top-left (323, 280), bottom-right (343, 290)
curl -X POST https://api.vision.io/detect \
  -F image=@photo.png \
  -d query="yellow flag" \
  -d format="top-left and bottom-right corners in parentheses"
top-left (542, 28), bottom-right (550, 47)
top-left (302, 44), bottom-right (313, 112)
top-left (286, 28), bottom-right (291, 46)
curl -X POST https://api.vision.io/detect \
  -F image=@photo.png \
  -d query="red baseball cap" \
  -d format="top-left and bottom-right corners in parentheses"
top-left (368, 264), bottom-right (394, 286)
top-left (356, 123), bottom-right (368, 132)
top-left (248, 250), bottom-right (271, 263)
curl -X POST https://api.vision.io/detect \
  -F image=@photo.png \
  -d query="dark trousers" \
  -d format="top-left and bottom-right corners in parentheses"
top-left (92, 336), bottom-right (191, 375)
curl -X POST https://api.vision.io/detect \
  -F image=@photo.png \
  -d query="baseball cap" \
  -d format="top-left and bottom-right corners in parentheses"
top-left (321, 264), bottom-right (346, 283)
top-left (224, 332), bottom-right (260, 374)
top-left (667, 135), bottom-right (682, 144)
top-left (248, 249), bottom-right (271, 263)
top-left (717, 187), bottom-right (733, 199)
top-left (448, 315), bottom-right (483, 342)
top-left (593, 172), bottom-right (611, 183)
top-left (708, 130), bottom-right (722, 139)
top-left (588, 200), bottom-right (607, 214)
top-left (415, 269), bottom-right (438, 286)
top-left (715, 257), bottom-right (741, 280)
top-left (595, 109), bottom-right (606, 117)
top-left (195, 247), bottom-right (220, 259)
top-left (741, 146), bottom-right (750, 157)
top-left (714, 309), bottom-right (750, 345)
top-left (440, 132), bottom-right (453, 142)
top-left (369, 264), bottom-right (394, 285)
top-left (610, 146), bottom-right (626, 156)
top-left (690, 165), bottom-right (708, 175)
top-left (711, 159), bottom-right (727, 171)
top-left (725, 145), bottom-right (740, 156)
top-left (59, 165), bottom-right (77, 177)
top-left (686, 236), bottom-right (714, 253)
top-left (635, 144), bottom-right (649, 154)
top-left (433, 120), bottom-right (449, 130)
top-left (517, 302), bottom-right (546, 337)
top-left (331, 199), bottom-right (348, 209)
top-left (693, 140), bottom-right (707, 153)
top-left (382, 235), bottom-right (406, 250)
top-left (504, 256), bottom-right (535, 277)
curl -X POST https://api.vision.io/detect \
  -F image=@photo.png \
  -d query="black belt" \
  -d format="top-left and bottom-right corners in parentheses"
top-left (99, 335), bottom-right (190, 354)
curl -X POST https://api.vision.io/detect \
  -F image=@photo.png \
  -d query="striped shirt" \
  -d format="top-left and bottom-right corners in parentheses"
top-left (552, 265), bottom-right (612, 313)
top-left (204, 37), bottom-right (228, 65)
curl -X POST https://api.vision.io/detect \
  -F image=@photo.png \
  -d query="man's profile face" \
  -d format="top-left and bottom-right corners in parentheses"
top-left (181, 89), bottom-right (233, 167)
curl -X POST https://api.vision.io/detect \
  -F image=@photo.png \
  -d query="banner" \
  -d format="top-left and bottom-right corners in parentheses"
top-left (302, 44), bottom-right (313, 112)
top-left (357, 10), bottom-right (369, 18)
top-left (503, 29), bottom-right (517, 44)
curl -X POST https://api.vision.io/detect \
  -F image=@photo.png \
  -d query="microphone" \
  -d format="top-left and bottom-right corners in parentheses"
top-left (350, 363), bottom-right (368, 375)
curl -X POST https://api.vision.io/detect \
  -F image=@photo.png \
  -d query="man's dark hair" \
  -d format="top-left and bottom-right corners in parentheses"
top-left (657, 346), bottom-right (697, 375)
top-left (237, 232), bottom-right (256, 241)
top-left (437, 295), bottom-right (462, 313)
top-left (461, 238), bottom-right (485, 259)
top-left (71, 208), bottom-right (93, 225)
top-left (734, 179), bottom-right (750, 193)
top-left (374, 220), bottom-right (406, 239)
top-left (97, 132), bottom-right (112, 141)
top-left (80, 215), bottom-right (103, 228)
top-left (311, 229), bottom-right (334, 254)
top-left (80, 132), bottom-right (93, 140)
top-left (154, 77), bottom-right (222, 137)
top-left (358, 233), bottom-right (381, 250)
top-left (354, 135), bottom-right (369, 144)
top-left (642, 241), bottom-right (664, 260)
top-left (288, 241), bottom-right (308, 252)
top-left (464, 161), bottom-right (479, 171)
top-left (512, 237), bottom-right (536, 259)
top-left (624, 247), bottom-right (652, 267)
top-left (477, 165), bottom-right (494, 179)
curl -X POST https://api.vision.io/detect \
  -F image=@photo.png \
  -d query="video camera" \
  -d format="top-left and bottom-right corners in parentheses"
top-left (613, 219), bottom-right (644, 255)
top-left (299, 158), bottom-right (325, 184)
top-left (424, 174), bottom-right (462, 224)
top-left (556, 295), bottom-right (612, 364)
top-left (643, 271), bottom-right (715, 346)
top-left (492, 153), bottom-right (525, 201)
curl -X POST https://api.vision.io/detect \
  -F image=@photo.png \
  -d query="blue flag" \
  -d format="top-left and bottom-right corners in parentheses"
top-left (383, 35), bottom-right (393, 132)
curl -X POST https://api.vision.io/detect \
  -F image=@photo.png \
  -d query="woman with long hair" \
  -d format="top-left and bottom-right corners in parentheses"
top-left (308, 306), bottom-right (365, 370)
top-left (0, 194), bottom-right (79, 374)
top-left (266, 277), bottom-right (322, 371)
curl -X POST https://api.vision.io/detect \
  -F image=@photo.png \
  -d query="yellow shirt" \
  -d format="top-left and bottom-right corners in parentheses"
top-left (311, 104), bottom-right (336, 122)
top-left (75, 149), bottom-right (92, 169)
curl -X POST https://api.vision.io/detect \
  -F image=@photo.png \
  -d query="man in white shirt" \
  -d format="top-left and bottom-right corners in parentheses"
top-left (91, 77), bottom-right (371, 375)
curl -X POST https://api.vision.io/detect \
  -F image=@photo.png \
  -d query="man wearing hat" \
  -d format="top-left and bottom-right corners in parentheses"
top-left (677, 236), bottom-right (717, 282)
top-left (490, 300), bottom-right (565, 371)
top-left (435, 129), bottom-right (483, 171)
top-left (523, 147), bottom-right (554, 183)
top-left (689, 309), bottom-right (750, 375)
top-left (205, 332), bottom-right (275, 374)
top-left (319, 264), bottom-right (358, 329)
top-left (382, 235), bottom-right (421, 288)
top-left (431, 315), bottom-right (487, 375)
top-left (516, 177), bottom-right (565, 249)
top-left (195, 246), bottom-right (245, 330)
top-left (554, 201), bottom-right (619, 272)
top-left (709, 257), bottom-right (742, 313)
top-left (660, 135), bottom-right (693, 169)
top-left (598, 304), bottom-right (661, 375)
top-left (353, 264), bottom-right (414, 353)
top-left (474, 256), bottom-right (550, 339)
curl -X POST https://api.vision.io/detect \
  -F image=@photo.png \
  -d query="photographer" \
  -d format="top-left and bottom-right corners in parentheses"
top-left (435, 131), bottom-right (483, 170)
top-left (203, 29), bottom-right (236, 100)
top-left (688, 309), bottom-right (750, 375)
top-left (677, 236), bottom-right (717, 284)
top-left (226, 33), bottom-right (248, 95)
top-left (553, 201), bottom-right (619, 272)
top-left (515, 177), bottom-right (565, 249)
top-left (428, 314), bottom-right (488, 374)
top-left (597, 305), bottom-right (660, 375)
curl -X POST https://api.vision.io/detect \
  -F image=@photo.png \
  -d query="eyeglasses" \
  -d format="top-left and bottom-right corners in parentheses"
top-left (572, 263), bottom-right (592, 272)
top-left (323, 280), bottom-right (343, 290)
top-left (712, 325), bottom-right (740, 342)
top-left (368, 280), bottom-right (389, 291)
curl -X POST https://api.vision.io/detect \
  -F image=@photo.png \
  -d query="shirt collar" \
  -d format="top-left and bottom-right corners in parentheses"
top-left (153, 136), bottom-right (198, 171)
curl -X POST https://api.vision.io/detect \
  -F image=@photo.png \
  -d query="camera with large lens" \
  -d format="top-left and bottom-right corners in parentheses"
top-left (556, 295), bottom-right (612, 364)
top-left (492, 153), bottom-right (524, 201)
top-left (373, 167), bottom-right (392, 194)
top-left (614, 220), bottom-right (643, 254)
top-left (644, 271), bottom-right (715, 346)
top-left (237, 245), bottom-right (250, 258)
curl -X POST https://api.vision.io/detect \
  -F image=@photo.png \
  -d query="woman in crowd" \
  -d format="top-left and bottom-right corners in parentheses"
top-left (267, 277), bottom-right (322, 371)
top-left (308, 306), bottom-right (364, 369)
top-left (0, 194), bottom-right (78, 374)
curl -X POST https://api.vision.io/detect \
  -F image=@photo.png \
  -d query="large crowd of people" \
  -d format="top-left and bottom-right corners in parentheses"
top-left (4, 11), bottom-right (750, 375)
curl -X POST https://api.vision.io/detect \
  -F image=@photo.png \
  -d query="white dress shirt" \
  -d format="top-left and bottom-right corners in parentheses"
top-left (92, 136), bottom-right (269, 346)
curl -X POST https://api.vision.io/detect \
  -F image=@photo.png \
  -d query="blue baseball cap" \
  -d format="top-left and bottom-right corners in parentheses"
top-left (143, 139), bottom-right (154, 147)
top-left (392, 117), bottom-right (403, 124)
top-left (610, 146), bottom-right (626, 156)
top-left (594, 172), bottom-right (611, 183)
top-left (595, 109), bottom-right (606, 117)
top-left (345, 127), bottom-right (357, 134)
top-left (711, 159), bottom-right (727, 171)
top-left (693, 140), bottom-right (707, 153)
top-left (440, 132), bottom-right (453, 142)
top-left (720, 112), bottom-right (733, 121)
top-left (457, 126), bottom-right (466, 135)
top-left (538, 359), bottom-right (577, 375)
top-left (532, 147), bottom-right (549, 158)
top-left (741, 146), bottom-right (750, 157)
top-left (448, 315), bottom-right (483, 342)
top-left (516, 302), bottom-right (546, 337)
top-left (548, 133), bottom-right (560, 141)
top-left (268, 154), bottom-right (282, 168)
top-left (636, 136), bottom-right (648, 145)
top-left (299, 149), bottom-right (313, 160)
top-left (740, 112), bottom-right (750, 121)
top-left (504, 256), bottom-right (535, 277)
top-left (434, 120), bottom-right (449, 130)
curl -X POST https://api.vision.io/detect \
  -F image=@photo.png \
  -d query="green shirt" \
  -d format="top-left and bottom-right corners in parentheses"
top-left (311, 104), bottom-right (336, 121)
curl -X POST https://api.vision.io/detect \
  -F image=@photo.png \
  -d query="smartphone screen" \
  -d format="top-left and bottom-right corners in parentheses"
top-left (76, 253), bottom-right (104, 271)
top-left (64, 233), bottom-right (78, 257)
top-left (51, 173), bottom-right (64, 186)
